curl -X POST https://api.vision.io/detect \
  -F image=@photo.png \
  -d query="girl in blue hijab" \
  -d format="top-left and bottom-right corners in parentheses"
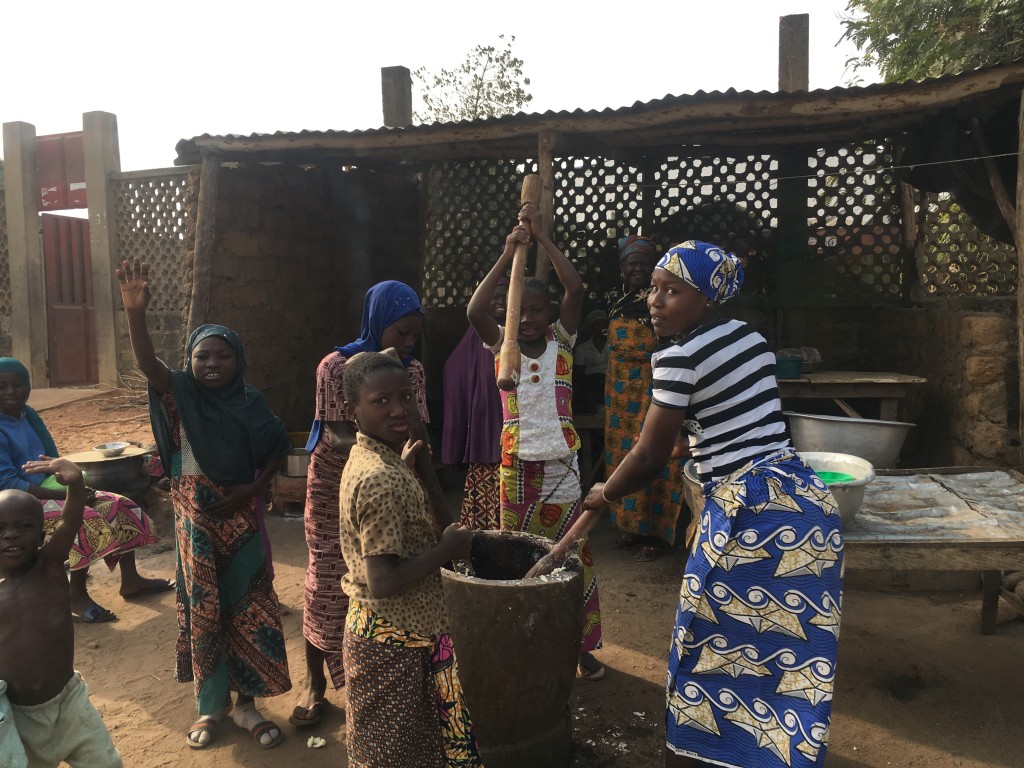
top-left (294, 279), bottom-right (428, 728)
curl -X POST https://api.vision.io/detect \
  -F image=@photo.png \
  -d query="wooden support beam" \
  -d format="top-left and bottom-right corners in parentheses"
top-left (1016, 90), bottom-right (1024, 469)
top-left (535, 131), bottom-right (558, 280)
top-left (186, 152), bottom-right (221, 334)
top-left (970, 116), bottom-right (1019, 251)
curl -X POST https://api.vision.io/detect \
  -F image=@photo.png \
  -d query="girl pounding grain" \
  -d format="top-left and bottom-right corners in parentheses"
top-left (467, 204), bottom-right (604, 680)
top-left (338, 352), bottom-right (480, 767)
top-left (118, 258), bottom-right (291, 751)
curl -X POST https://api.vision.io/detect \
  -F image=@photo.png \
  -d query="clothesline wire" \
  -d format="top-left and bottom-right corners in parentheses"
top-left (552, 151), bottom-right (1018, 189)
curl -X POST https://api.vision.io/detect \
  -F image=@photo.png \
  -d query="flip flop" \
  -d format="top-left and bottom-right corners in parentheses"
top-left (578, 653), bottom-right (606, 681)
top-left (612, 534), bottom-right (639, 550)
top-left (187, 719), bottom-right (218, 749)
top-left (121, 578), bottom-right (176, 600)
top-left (232, 705), bottom-right (284, 749)
top-left (72, 605), bottom-right (117, 624)
top-left (289, 700), bottom-right (326, 728)
top-left (634, 545), bottom-right (661, 562)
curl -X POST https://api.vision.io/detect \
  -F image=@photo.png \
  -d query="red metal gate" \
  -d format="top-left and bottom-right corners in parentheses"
top-left (42, 213), bottom-right (98, 386)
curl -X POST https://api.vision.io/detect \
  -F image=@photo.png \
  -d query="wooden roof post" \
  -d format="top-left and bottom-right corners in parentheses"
top-left (535, 131), bottom-right (559, 280)
top-left (1016, 89), bottom-right (1024, 467)
top-left (187, 151), bottom-right (221, 334)
top-left (382, 66), bottom-right (413, 128)
top-left (779, 14), bottom-right (809, 92)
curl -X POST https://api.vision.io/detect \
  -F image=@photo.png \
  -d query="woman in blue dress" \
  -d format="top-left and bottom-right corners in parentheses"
top-left (537, 240), bottom-right (843, 768)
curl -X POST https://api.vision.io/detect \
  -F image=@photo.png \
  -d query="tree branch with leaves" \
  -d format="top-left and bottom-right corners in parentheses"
top-left (413, 35), bottom-right (533, 123)
top-left (841, 0), bottom-right (1024, 83)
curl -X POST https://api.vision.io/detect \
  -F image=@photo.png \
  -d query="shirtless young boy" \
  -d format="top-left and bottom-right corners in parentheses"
top-left (0, 458), bottom-right (122, 768)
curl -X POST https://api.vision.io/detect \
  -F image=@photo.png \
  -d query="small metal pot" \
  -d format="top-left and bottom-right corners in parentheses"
top-left (285, 449), bottom-right (311, 477)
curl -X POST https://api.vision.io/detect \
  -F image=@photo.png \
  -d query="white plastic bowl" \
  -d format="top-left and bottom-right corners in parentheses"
top-left (798, 451), bottom-right (875, 525)
top-left (93, 442), bottom-right (130, 458)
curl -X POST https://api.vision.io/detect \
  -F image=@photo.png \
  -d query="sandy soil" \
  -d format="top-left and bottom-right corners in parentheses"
top-left (39, 394), bottom-right (1024, 767)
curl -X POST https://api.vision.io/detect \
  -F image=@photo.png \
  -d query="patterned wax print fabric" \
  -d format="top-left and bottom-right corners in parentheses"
top-left (666, 450), bottom-right (843, 767)
top-left (492, 322), bottom-right (601, 653)
top-left (658, 240), bottom-right (744, 304)
top-left (603, 315), bottom-right (685, 545)
top-left (42, 493), bottom-right (157, 571)
top-left (459, 462), bottom-right (500, 531)
top-left (338, 433), bottom-right (447, 637)
top-left (156, 391), bottom-right (291, 716)
top-left (303, 351), bottom-right (428, 689)
top-left (344, 600), bottom-right (482, 768)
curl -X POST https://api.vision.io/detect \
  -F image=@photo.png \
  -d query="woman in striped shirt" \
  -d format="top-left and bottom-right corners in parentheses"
top-left (536, 240), bottom-right (843, 768)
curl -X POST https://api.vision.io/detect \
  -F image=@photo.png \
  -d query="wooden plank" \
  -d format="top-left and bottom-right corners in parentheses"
top-left (186, 152), bottom-right (221, 332)
top-left (801, 371), bottom-right (926, 384)
top-left (833, 398), bottom-right (862, 418)
top-left (843, 544), bottom-right (1024, 571)
top-left (1017, 90), bottom-right (1024, 469)
top-left (779, 382), bottom-right (914, 400)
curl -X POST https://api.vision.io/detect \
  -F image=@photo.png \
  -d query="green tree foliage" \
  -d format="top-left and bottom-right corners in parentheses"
top-left (841, 0), bottom-right (1024, 82)
top-left (413, 35), bottom-right (532, 123)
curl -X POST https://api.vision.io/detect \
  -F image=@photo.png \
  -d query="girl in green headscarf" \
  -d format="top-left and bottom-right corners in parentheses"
top-left (117, 258), bottom-right (291, 751)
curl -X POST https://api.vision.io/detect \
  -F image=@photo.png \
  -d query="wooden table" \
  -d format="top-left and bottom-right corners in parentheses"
top-left (844, 467), bottom-right (1024, 634)
top-left (777, 371), bottom-right (926, 421)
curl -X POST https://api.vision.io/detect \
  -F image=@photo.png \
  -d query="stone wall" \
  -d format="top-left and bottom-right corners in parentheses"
top-left (185, 163), bottom-right (422, 430)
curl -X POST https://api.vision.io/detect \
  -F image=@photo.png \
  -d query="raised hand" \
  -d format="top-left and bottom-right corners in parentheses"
top-left (22, 456), bottom-right (84, 488)
top-left (116, 257), bottom-right (151, 312)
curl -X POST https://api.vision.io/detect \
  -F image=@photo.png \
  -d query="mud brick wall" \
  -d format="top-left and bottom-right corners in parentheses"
top-left (190, 163), bottom-right (422, 430)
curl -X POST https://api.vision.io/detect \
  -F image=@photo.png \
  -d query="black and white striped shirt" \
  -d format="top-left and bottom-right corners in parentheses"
top-left (651, 318), bottom-right (790, 483)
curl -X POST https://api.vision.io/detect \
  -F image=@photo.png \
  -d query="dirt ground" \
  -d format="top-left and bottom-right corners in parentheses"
top-left (40, 393), bottom-right (1024, 767)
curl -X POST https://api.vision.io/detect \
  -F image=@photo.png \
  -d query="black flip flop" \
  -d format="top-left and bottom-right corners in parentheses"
top-left (289, 700), bottom-right (326, 728)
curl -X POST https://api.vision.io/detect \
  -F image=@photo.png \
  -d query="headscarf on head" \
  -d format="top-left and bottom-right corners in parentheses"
top-left (306, 281), bottom-right (424, 451)
top-left (657, 240), bottom-right (744, 305)
top-left (149, 324), bottom-right (289, 487)
top-left (338, 280), bottom-right (423, 363)
top-left (609, 236), bottom-right (659, 322)
top-left (617, 235), bottom-right (658, 266)
top-left (0, 358), bottom-right (59, 459)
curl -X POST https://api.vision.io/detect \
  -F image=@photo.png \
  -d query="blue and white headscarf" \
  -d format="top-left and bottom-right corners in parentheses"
top-left (656, 240), bottom-right (744, 304)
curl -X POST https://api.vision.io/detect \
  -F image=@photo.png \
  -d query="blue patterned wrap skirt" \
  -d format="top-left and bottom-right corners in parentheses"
top-left (666, 449), bottom-right (843, 767)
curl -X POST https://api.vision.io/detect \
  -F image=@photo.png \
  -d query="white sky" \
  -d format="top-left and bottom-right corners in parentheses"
top-left (1, 0), bottom-right (877, 171)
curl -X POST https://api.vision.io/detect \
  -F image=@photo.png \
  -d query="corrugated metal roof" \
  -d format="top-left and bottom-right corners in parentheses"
top-left (175, 59), bottom-right (1024, 165)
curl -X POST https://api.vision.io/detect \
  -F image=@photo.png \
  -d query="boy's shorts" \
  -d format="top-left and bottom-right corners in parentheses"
top-left (1, 672), bottom-right (122, 768)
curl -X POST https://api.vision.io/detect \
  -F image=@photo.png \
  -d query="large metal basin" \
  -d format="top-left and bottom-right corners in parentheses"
top-left (785, 411), bottom-right (913, 468)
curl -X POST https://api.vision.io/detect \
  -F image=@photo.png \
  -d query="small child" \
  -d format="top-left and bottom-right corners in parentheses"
top-left (0, 458), bottom-right (122, 767)
top-left (338, 351), bottom-right (480, 767)
top-left (466, 203), bottom-right (604, 680)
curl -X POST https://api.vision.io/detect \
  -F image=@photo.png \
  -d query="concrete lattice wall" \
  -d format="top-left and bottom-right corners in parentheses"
top-left (182, 163), bottom-right (423, 431)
